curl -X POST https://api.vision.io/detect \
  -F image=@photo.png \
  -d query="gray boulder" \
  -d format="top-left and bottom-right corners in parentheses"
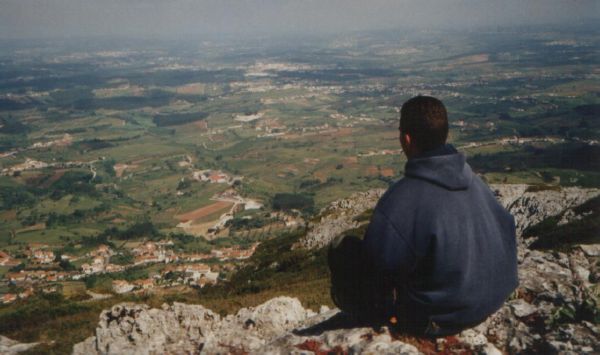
top-left (0, 335), bottom-right (39, 355)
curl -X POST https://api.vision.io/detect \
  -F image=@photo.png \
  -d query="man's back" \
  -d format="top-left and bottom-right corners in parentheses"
top-left (363, 144), bottom-right (518, 336)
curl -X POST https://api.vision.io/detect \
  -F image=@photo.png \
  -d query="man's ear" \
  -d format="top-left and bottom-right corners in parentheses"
top-left (400, 132), bottom-right (411, 150)
top-left (401, 132), bottom-right (411, 147)
top-left (400, 132), bottom-right (417, 159)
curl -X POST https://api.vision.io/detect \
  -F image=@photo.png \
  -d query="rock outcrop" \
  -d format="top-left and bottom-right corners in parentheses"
top-left (0, 336), bottom-right (39, 355)
top-left (74, 297), bottom-right (315, 354)
top-left (490, 184), bottom-right (599, 236)
top-left (296, 189), bottom-right (385, 250)
top-left (74, 185), bottom-right (600, 354)
top-left (72, 296), bottom-right (429, 354)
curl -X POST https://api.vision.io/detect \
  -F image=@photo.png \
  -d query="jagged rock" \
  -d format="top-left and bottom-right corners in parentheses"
top-left (264, 308), bottom-right (421, 355)
top-left (482, 343), bottom-right (503, 355)
top-left (456, 328), bottom-right (488, 348)
top-left (72, 336), bottom-right (96, 355)
top-left (91, 302), bottom-right (219, 354)
top-left (458, 241), bottom-right (600, 354)
top-left (490, 184), bottom-right (599, 236)
top-left (74, 297), bottom-right (316, 354)
top-left (296, 189), bottom-right (385, 250)
top-left (0, 335), bottom-right (39, 355)
top-left (579, 244), bottom-right (600, 257)
top-left (509, 299), bottom-right (537, 318)
top-left (73, 297), bottom-right (421, 355)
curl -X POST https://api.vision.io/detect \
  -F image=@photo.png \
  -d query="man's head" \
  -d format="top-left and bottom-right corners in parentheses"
top-left (399, 96), bottom-right (448, 159)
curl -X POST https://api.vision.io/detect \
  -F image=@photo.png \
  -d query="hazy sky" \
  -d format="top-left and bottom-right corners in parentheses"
top-left (1, 0), bottom-right (598, 39)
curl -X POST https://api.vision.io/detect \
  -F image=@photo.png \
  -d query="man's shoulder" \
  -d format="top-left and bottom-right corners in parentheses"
top-left (376, 176), bottom-right (426, 212)
top-left (376, 171), bottom-right (501, 217)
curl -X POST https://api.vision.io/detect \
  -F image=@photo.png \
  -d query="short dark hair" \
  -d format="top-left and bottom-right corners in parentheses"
top-left (400, 96), bottom-right (448, 152)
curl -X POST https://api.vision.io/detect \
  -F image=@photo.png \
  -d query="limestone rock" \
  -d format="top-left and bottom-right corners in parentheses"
top-left (490, 184), bottom-right (599, 236)
top-left (73, 297), bottom-right (422, 355)
top-left (509, 299), bottom-right (537, 318)
top-left (297, 189), bottom-right (384, 250)
top-left (71, 336), bottom-right (96, 355)
top-left (579, 244), bottom-right (600, 257)
top-left (90, 302), bottom-right (219, 354)
top-left (0, 335), bottom-right (39, 355)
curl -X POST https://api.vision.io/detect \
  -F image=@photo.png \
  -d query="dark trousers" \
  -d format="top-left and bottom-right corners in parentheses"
top-left (328, 235), bottom-right (396, 323)
top-left (328, 235), bottom-right (428, 335)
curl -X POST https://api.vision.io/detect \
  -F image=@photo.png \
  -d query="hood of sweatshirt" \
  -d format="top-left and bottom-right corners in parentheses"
top-left (404, 144), bottom-right (473, 190)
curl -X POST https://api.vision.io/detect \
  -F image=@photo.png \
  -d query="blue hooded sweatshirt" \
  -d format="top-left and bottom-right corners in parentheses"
top-left (363, 144), bottom-right (518, 336)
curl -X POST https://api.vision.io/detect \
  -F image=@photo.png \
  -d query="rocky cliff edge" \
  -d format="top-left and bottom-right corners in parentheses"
top-left (73, 185), bottom-right (600, 354)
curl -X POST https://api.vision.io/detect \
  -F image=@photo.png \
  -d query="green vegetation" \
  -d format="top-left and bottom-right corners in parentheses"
top-left (524, 196), bottom-right (600, 251)
top-left (225, 215), bottom-right (274, 231)
top-left (0, 185), bottom-right (37, 210)
top-left (272, 193), bottom-right (315, 214)
top-left (153, 112), bottom-right (208, 127)
top-left (0, 293), bottom-right (119, 355)
top-left (109, 250), bottom-right (134, 265)
top-left (84, 267), bottom-right (150, 292)
top-left (0, 117), bottom-right (29, 134)
top-left (174, 230), bottom-right (333, 315)
top-left (100, 221), bottom-right (160, 241)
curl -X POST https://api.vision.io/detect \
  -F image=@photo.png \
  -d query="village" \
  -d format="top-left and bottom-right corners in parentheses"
top-left (0, 240), bottom-right (260, 305)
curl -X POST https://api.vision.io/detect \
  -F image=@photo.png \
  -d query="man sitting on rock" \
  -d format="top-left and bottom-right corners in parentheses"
top-left (329, 96), bottom-right (518, 337)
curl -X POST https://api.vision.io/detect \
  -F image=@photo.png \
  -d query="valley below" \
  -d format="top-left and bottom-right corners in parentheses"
top-left (0, 23), bottom-right (598, 354)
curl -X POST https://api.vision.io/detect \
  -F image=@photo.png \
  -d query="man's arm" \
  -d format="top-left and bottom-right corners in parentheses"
top-left (362, 208), bottom-right (418, 280)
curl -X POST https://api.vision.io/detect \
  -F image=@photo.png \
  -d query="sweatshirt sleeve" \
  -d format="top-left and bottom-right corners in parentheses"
top-left (362, 208), bottom-right (417, 277)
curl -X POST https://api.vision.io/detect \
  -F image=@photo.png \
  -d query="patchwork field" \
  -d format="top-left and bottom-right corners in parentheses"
top-left (175, 201), bottom-right (233, 222)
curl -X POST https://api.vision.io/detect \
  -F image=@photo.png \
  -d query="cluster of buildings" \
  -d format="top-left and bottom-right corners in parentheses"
top-left (81, 244), bottom-right (124, 275)
top-left (161, 263), bottom-right (219, 288)
top-left (111, 261), bottom-right (220, 294)
top-left (2, 287), bottom-right (34, 305)
top-left (192, 169), bottom-right (241, 185)
top-left (0, 251), bottom-right (20, 267)
top-left (2, 245), bottom-right (78, 304)
top-left (79, 241), bottom-right (179, 276)
top-left (132, 240), bottom-right (178, 265)
top-left (108, 242), bottom-right (260, 295)
top-left (1, 240), bottom-right (261, 304)
top-left (112, 278), bottom-right (154, 294)
top-left (1, 157), bottom-right (100, 177)
top-left (5, 270), bottom-right (69, 284)
top-left (25, 244), bottom-right (56, 265)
